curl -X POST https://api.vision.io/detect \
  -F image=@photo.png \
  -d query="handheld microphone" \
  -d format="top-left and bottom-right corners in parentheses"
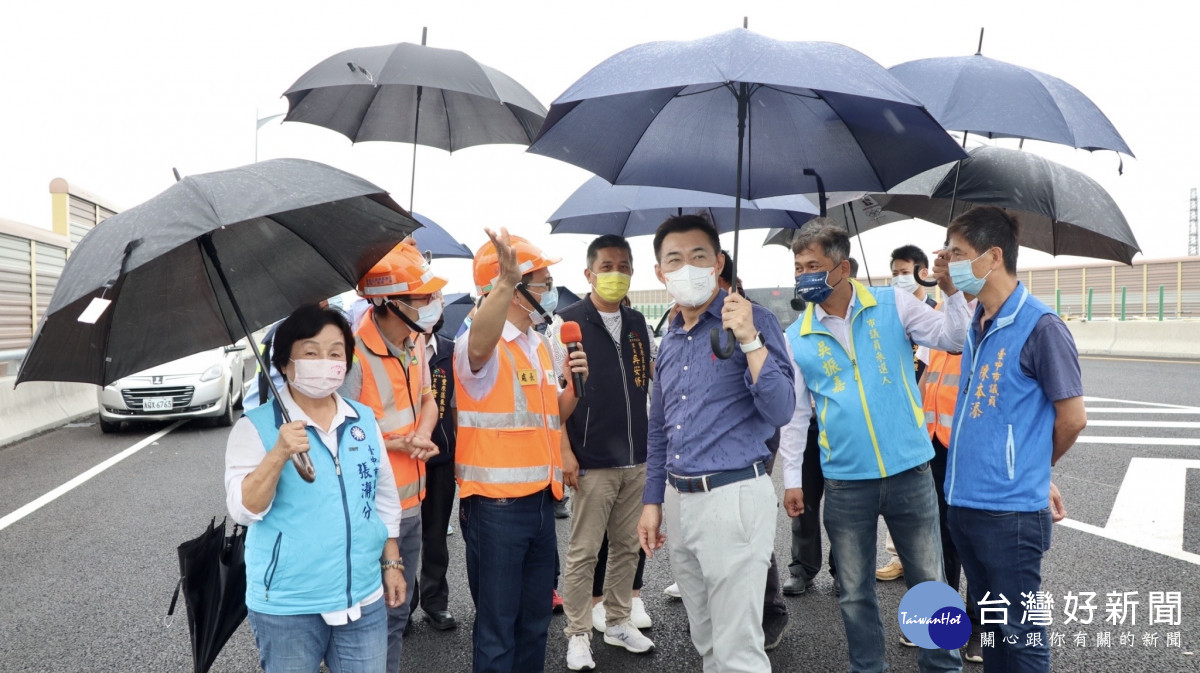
top-left (559, 321), bottom-right (586, 400)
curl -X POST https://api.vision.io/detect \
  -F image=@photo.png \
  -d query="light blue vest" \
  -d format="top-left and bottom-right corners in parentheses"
top-left (244, 399), bottom-right (389, 615)
top-left (786, 281), bottom-right (932, 480)
top-left (946, 284), bottom-right (1056, 512)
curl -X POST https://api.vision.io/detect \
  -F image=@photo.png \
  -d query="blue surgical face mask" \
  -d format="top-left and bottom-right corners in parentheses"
top-left (795, 269), bottom-right (840, 305)
top-left (948, 252), bottom-right (992, 295)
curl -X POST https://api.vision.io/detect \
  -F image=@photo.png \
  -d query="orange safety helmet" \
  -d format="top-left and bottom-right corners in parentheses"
top-left (358, 240), bottom-right (448, 298)
top-left (472, 235), bottom-right (560, 295)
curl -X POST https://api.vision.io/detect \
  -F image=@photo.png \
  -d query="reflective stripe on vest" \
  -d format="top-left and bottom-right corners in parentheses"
top-left (355, 336), bottom-right (418, 435)
top-left (922, 346), bottom-right (962, 446)
top-left (457, 346), bottom-right (562, 432)
top-left (457, 464), bottom-right (565, 486)
top-left (353, 322), bottom-right (425, 510)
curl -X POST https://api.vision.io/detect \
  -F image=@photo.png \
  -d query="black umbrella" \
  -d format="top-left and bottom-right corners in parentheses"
top-left (283, 28), bottom-right (547, 210)
top-left (17, 158), bottom-right (419, 479)
top-left (437, 292), bottom-right (474, 340)
top-left (877, 146), bottom-right (1141, 264)
top-left (763, 193), bottom-right (910, 250)
top-left (167, 517), bottom-right (246, 673)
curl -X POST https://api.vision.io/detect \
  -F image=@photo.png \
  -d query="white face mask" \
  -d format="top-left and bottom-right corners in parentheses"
top-left (892, 273), bottom-right (919, 295)
top-left (412, 300), bottom-right (443, 332)
top-left (663, 264), bottom-right (718, 308)
top-left (289, 358), bottom-right (347, 399)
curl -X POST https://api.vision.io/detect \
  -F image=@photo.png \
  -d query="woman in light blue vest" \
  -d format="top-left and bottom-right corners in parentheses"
top-left (225, 304), bottom-right (405, 673)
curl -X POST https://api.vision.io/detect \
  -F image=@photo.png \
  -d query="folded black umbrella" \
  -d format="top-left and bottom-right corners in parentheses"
top-left (168, 517), bottom-right (247, 673)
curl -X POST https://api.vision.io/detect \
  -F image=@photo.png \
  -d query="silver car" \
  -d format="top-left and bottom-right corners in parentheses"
top-left (97, 342), bottom-right (255, 433)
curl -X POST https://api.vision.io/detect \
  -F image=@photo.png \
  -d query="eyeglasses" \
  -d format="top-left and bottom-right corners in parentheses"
top-left (524, 279), bottom-right (555, 293)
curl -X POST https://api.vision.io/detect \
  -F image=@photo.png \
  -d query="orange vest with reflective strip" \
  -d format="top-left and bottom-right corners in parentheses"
top-left (455, 334), bottom-right (564, 500)
top-left (922, 347), bottom-right (963, 446)
top-left (354, 317), bottom-right (426, 510)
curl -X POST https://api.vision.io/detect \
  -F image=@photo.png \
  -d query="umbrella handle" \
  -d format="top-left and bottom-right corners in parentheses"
top-left (710, 327), bottom-right (737, 360)
top-left (913, 264), bottom-right (939, 288)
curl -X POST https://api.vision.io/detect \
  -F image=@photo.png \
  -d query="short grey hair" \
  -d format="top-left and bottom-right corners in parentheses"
top-left (790, 220), bottom-right (850, 264)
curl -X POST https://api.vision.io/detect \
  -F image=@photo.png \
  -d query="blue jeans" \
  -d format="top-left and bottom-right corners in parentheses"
top-left (948, 506), bottom-right (1053, 673)
top-left (386, 511), bottom-right (422, 673)
top-left (823, 462), bottom-right (962, 673)
top-left (247, 595), bottom-right (387, 673)
top-left (461, 490), bottom-right (556, 673)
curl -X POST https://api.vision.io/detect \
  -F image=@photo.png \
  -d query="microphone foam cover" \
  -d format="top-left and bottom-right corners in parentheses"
top-left (560, 321), bottom-right (583, 344)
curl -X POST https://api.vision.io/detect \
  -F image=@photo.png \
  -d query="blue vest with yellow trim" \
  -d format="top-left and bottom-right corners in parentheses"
top-left (946, 284), bottom-right (1056, 512)
top-left (243, 399), bottom-right (390, 615)
top-left (786, 281), bottom-right (932, 480)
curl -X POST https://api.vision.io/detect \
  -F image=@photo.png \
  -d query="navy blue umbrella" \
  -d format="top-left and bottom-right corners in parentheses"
top-left (889, 53), bottom-right (1132, 157)
top-left (548, 176), bottom-right (818, 236)
top-left (528, 28), bottom-right (966, 201)
top-left (529, 27), bottom-right (965, 356)
top-left (412, 212), bottom-right (473, 259)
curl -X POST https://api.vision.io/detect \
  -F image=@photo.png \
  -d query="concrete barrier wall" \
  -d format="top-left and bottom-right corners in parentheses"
top-left (1066, 321), bottom-right (1200, 360)
top-left (0, 376), bottom-right (97, 447)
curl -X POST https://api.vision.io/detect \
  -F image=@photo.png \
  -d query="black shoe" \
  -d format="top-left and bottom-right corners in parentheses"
top-left (425, 609), bottom-right (458, 631)
top-left (554, 497), bottom-right (570, 519)
top-left (963, 636), bottom-right (983, 663)
top-left (782, 576), bottom-right (814, 596)
top-left (763, 613), bottom-right (790, 652)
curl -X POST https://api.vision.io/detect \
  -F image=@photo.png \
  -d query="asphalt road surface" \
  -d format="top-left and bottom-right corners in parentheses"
top-left (2, 356), bottom-right (1200, 672)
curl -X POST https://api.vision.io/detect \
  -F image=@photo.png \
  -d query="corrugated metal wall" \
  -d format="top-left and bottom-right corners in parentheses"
top-left (0, 233), bottom-right (35, 350)
top-left (634, 258), bottom-right (1200, 324)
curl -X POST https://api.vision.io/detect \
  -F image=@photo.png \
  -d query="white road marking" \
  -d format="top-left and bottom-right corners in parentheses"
top-left (1086, 408), bottom-right (1200, 414)
top-left (0, 422), bottom-right (184, 532)
top-left (1075, 437), bottom-right (1200, 446)
top-left (1063, 396), bottom-right (1200, 563)
top-left (1086, 420), bottom-right (1200, 429)
top-left (1058, 518), bottom-right (1200, 566)
top-left (1084, 396), bottom-right (1200, 410)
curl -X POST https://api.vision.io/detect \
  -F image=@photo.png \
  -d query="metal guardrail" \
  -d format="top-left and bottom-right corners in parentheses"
top-left (0, 348), bottom-right (27, 377)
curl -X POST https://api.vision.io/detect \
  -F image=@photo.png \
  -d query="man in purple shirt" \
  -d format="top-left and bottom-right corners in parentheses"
top-left (637, 215), bottom-right (795, 672)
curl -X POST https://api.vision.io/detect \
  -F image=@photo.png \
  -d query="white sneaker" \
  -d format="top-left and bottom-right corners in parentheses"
top-left (663, 582), bottom-right (681, 599)
top-left (566, 634), bottom-right (596, 671)
top-left (591, 602), bottom-right (606, 632)
top-left (603, 621), bottom-right (655, 654)
top-left (630, 597), bottom-right (652, 629)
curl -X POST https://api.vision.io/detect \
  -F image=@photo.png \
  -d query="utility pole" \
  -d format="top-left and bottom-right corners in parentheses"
top-left (1190, 188), bottom-right (1198, 256)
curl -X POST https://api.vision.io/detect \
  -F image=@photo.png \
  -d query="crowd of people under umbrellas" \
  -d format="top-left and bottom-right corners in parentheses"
top-left (209, 20), bottom-right (1118, 673)
top-left (225, 203), bottom-right (1084, 673)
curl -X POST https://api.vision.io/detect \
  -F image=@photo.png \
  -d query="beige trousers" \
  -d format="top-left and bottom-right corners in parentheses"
top-left (562, 465), bottom-right (647, 637)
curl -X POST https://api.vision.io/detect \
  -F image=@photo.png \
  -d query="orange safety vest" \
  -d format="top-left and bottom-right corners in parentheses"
top-left (354, 317), bottom-right (426, 510)
top-left (455, 335), bottom-right (564, 500)
top-left (922, 347), bottom-right (963, 446)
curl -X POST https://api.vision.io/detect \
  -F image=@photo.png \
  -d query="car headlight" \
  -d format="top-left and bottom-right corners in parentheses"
top-left (199, 364), bottom-right (223, 382)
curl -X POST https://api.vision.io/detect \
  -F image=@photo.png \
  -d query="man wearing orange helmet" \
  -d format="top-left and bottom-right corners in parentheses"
top-left (340, 239), bottom-right (445, 673)
top-left (454, 228), bottom-right (588, 673)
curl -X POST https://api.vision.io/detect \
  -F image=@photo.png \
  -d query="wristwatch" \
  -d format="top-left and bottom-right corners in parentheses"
top-left (739, 332), bottom-right (765, 353)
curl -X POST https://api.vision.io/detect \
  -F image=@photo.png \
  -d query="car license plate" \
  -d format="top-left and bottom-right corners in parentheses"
top-left (143, 397), bottom-right (173, 411)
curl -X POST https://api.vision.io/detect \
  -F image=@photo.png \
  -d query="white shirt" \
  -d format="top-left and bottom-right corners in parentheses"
top-left (454, 321), bottom-right (558, 402)
top-left (224, 385), bottom-right (402, 625)
top-left (777, 285), bottom-right (971, 489)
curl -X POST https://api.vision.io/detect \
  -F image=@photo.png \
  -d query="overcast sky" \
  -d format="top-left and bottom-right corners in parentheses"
top-left (2, 0), bottom-right (1196, 294)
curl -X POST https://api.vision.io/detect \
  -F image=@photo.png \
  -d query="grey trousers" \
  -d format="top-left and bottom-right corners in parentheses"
top-left (665, 473), bottom-right (776, 672)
